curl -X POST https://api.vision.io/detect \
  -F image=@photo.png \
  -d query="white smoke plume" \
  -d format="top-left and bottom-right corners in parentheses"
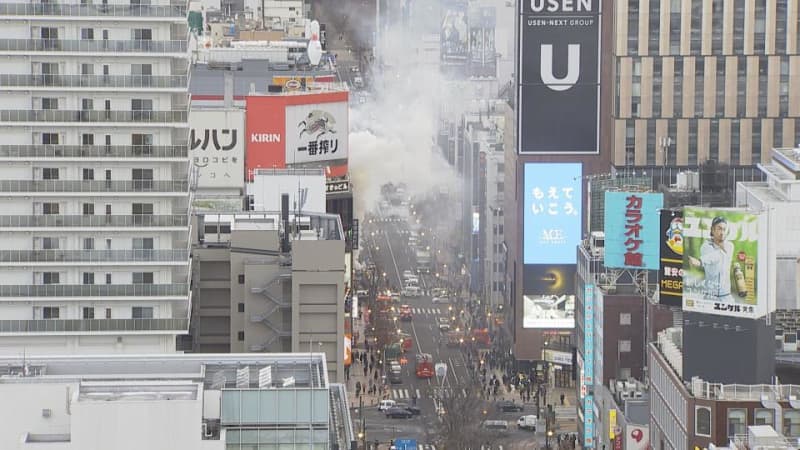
top-left (347, 13), bottom-right (465, 218)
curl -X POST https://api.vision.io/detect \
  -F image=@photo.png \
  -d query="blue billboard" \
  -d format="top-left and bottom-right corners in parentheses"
top-left (603, 192), bottom-right (664, 270)
top-left (523, 163), bottom-right (583, 264)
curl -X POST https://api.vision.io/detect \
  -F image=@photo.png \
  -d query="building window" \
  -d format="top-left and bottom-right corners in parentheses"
top-left (696, 406), bottom-right (712, 436)
top-left (83, 238), bottom-right (94, 250)
top-left (83, 272), bottom-right (94, 285)
top-left (238, 331), bottom-right (245, 341)
top-left (82, 168), bottom-right (94, 180)
top-left (41, 237), bottom-right (59, 249)
top-left (727, 408), bottom-right (747, 437)
top-left (43, 307), bottom-right (60, 319)
top-left (238, 303), bottom-right (245, 313)
top-left (785, 410), bottom-right (800, 437)
top-left (132, 237), bottom-right (154, 250)
top-left (83, 203), bottom-right (95, 215)
top-left (755, 409), bottom-right (774, 426)
top-left (620, 313), bottom-right (632, 325)
top-left (80, 28), bottom-right (94, 40)
top-left (238, 274), bottom-right (245, 284)
top-left (43, 272), bottom-right (60, 285)
top-left (618, 340), bottom-right (631, 352)
top-left (132, 272), bottom-right (154, 284)
top-left (105, 308), bottom-right (112, 319)
top-left (41, 97), bottom-right (58, 110)
top-left (132, 307), bottom-right (154, 319)
top-left (42, 202), bottom-right (59, 215)
top-left (42, 133), bottom-right (59, 145)
top-left (105, 273), bottom-right (112, 285)
top-left (42, 168), bottom-right (59, 180)
top-left (82, 307), bottom-right (95, 319)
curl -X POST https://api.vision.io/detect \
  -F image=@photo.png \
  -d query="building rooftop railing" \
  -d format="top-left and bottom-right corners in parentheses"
top-left (0, 249), bottom-right (189, 263)
top-left (0, 109), bottom-right (187, 123)
top-left (0, 283), bottom-right (189, 297)
top-left (689, 376), bottom-right (800, 402)
top-left (0, 74), bottom-right (187, 89)
top-left (0, 2), bottom-right (187, 18)
top-left (0, 39), bottom-right (188, 53)
top-left (0, 180), bottom-right (188, 193)
top-left (0, 144), bottom-right (187, 158)
top-left (0, 214), bottom-right (188, 228)
top-left (0, 318), bottom-right (189, 334)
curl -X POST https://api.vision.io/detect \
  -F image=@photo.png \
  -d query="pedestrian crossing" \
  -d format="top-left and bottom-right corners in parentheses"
top-left (387, 387), bottom-right (470, 400)
top-left (390, 388), bottom-right (422, 400)
top-left (409, 307), bottom-right (442, 315)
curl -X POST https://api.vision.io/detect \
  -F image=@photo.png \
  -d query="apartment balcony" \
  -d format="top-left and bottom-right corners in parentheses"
top-left (0, 214), bottom-right (188, 228)
top-left (0, 318), bottom-right (189, 334)
top-left (0, 74), bottom-right (187, 90)
top-left (0, 179), bottom-right (188, 193)
top-left (0, 39), bottom-right (188, 54)
top-left (0, 249), bottom-right (189, 263)
top-left (0, 109), bottom-right (188, 124)
top-left (0, 283), bottom-right (188, 298)
top-left (0, 144), bottom-right (187, 159)
top-left (0, 2), bottom-right (187, 18)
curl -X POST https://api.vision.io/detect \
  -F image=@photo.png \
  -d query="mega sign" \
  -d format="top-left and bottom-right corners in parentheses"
top-left (658, 209), bottom-right (684, 307)
top-left (604, 192), bottom-right (663, 270)
top-left (189, 109), bottom-right (245, 189)
top-left (517, 0), bottom-right (601, 154)
top-left (682, 208), bottom-right (766, 319)
top-left (523, 163), bottom-right (582, 264)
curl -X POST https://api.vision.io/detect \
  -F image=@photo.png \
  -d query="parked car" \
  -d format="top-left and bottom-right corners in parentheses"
top-left (385, 407), bottom-right (413, 419)
top-left (517, 415), bottom-right (538, 431)
top-left (497, 401), bottom-right (524, 412)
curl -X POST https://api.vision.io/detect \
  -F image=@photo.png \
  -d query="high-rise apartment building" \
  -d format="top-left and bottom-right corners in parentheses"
top-left (0, 1), bottom-right (192, 355)
top-left (613, 1), bottom-right (800, 167)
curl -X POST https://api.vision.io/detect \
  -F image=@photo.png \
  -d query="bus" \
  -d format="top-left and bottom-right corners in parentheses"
top-left (415, 353), bottom-right (434, 379)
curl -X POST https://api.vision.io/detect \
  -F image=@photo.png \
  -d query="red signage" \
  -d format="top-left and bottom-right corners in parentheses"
top-left (623, 194), bottom-right (644, 267)
top-left (244, 91), bottom-right (349, 180)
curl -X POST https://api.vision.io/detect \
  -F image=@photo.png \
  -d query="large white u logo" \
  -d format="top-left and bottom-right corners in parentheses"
top-left (540, 44), bottom-right (581, 92)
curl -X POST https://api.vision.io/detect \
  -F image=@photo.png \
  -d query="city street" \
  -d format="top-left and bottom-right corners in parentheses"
top-left (346, 194), bottom-right (547, 449)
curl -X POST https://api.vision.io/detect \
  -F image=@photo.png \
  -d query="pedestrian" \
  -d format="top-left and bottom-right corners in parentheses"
top-left (363, 366), bottom-right (368, 377)
top-left (560, 393), bottom-right (565, 405)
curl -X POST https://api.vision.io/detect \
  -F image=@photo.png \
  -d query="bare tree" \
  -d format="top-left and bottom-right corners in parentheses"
top-left (429, 381), bottom-right (501, 450)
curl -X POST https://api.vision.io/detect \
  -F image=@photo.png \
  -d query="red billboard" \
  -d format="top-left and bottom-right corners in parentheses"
top-left (245, 91), bottom-right (349, 180)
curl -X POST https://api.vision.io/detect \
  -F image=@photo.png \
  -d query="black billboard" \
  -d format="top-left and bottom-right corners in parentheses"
top-left (658, 209), bottom-right (683, 307)
top-left (523, 264), bottom-right (576, 295)
top-left (468, 6), bottom-right (497, 78)
top-left (517, 0), bottom-right (601, 154)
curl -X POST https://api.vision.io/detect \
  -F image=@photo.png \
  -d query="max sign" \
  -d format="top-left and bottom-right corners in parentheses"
top-left (517, 0), bottom-right (601, 154)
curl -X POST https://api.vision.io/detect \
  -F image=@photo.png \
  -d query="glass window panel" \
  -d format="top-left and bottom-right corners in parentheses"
top-left (295, 390), bottom-right (311, 423)
top-left (276, 430), bottom-right (294, 444)
top-left (313, 390), bottom-right (329, 424)
top-left (221, 391), bottom-right (241, 424)
top-left (258, 429), bottom-right (276, 444)
top-left (259, 390), bottom-right (278, 423)
top-left (277, 390), bottom-right (297, 423)
top-left (241, 392), bottom-right (260, 424)
top-left (240, 429), bottom-right (259, 444)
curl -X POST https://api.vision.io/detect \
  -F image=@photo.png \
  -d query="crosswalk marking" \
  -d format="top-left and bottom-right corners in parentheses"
top-left (410, 308), bottom-right (442, 315)
top-left (392, 388), bottom-right (409, 399)
top-left (416, 389), bottom-right (421, 398)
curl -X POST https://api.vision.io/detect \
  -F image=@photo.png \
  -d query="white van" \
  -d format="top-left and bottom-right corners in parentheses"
top-left (378, 399), bottom-right (396, 411)
top-left (517, 415), bottom-right (538, 431)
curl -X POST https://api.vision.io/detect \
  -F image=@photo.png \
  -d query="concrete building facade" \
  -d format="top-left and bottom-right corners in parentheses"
top-left (191, 211), bottom-right (347, 383)
top-left (613, 1), bottom-right (800, 167)
top-left (0, 0), bottom-right (192, 355)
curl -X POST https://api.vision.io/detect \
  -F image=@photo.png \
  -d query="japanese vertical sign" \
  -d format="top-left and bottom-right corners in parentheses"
top-left (523, 163), bottom-right (582, 264)
top-left (603, 192), bottom-right (663, 270)
top-left (189, 109), bottom-right (245, 189)
top-left (284, 101), bottom-right (349, 165)
top-left (682, 208), bottom-right (767, 319)
top-left (658, 209), bottom-right (684, 307)
top-left (583, 284), bottom-right (595, 448)
top-left (517, 0), bottom-right (601, 154)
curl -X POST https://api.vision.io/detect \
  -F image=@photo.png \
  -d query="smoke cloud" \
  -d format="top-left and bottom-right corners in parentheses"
top-left (347, 6), bottom-right (464, 218)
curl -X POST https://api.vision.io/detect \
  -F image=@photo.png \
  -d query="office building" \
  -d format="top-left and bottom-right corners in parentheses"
top-left (0, 353), bottom-right (355, 450)
top-left (649, 329), bottom-right (800, 450)
top-left (613, 1), bottom-right (800, 167)
top-left (0, 1), bottom-right (192, 355)
top-left (191, 206), bottom-right (347, 383)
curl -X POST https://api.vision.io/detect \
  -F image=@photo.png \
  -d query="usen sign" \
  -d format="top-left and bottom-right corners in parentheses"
top-left (518, 0), bottom-right (600, 154)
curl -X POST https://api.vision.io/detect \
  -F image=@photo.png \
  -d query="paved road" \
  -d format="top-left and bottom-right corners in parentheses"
top-left (349, 204), bottom-right (543, 449)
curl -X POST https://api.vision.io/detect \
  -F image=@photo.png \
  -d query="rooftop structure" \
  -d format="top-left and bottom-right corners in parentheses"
top-left (0, 353), bottom-right (354, 449)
